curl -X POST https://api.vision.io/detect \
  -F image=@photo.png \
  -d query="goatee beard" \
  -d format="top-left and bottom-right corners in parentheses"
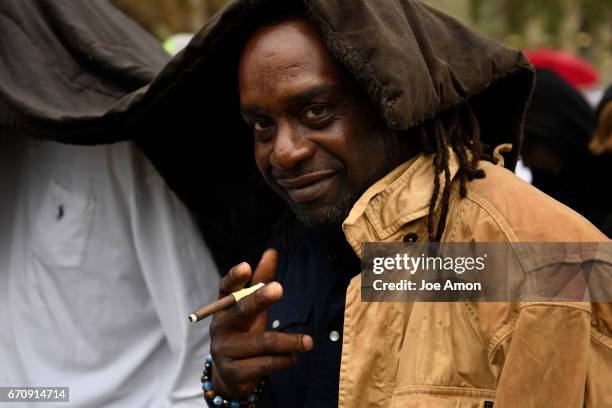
top-left (290, 190), bottom-right (358, 229)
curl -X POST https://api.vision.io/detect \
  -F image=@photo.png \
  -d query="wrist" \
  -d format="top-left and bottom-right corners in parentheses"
top-left (201, 354), bottom-right (267, 407)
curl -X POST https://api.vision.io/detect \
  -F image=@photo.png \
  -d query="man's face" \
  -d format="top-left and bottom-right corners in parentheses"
top-left (239, 18), bottom-right (400, 228)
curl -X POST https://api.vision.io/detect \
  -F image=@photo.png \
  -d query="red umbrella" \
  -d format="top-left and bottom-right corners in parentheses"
top-left (525, 48), bottom-right (599, 88)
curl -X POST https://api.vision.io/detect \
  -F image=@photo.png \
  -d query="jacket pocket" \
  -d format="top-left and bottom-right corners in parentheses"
top-left (268, 296), bottom-right (312, 333)
top-left (32, 179), bottom-right (95, 267)
top-left (390, 385), bottom-right (495, 408)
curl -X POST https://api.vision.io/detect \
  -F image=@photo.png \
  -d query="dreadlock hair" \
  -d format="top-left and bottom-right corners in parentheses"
top-left (418, 103), bottom-right (487, 242)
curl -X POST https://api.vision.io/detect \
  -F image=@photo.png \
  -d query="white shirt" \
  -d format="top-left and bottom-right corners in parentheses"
top-left (0, 132), bottom-right (218, 407)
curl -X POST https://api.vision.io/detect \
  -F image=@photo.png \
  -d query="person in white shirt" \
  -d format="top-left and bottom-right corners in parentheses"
top-left (0, 1), bottom-right (218, 406)
top-left (0, 133), bottom-right (218, 407)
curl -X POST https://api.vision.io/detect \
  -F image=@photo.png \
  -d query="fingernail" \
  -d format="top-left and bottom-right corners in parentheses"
top-left (302, 335), bottom-right (313, 351)
top-left (264, 282), bottom-right (282, 298)
top-left (237, 262), bottom-right (250, 276)
top-left (264, 248), bottom-right (278, 257)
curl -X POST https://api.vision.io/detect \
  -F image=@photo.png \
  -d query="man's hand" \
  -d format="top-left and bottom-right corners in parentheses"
top-left (209, 249), bottom-right (313, 399)
top-left (590, 101), bottom-right (612, 155)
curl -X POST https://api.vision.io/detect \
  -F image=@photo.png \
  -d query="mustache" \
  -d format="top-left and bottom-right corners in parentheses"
top-left (270, 164), bottom-right (340, 181)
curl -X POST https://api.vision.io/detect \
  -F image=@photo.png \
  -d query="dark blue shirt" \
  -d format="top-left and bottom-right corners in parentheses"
top-left (259, 220), bottom-right (361, 407)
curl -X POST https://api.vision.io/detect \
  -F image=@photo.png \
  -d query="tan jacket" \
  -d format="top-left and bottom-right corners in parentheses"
top-left (338, 151), bottom-right (611, 408)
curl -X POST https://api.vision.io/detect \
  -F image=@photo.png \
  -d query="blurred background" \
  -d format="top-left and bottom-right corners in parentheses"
top-left (110, 0), bottom-right (611, 85)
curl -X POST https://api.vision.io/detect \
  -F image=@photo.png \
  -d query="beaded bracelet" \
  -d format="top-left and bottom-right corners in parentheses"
top-left (201, 354), bottom-right (267, 407)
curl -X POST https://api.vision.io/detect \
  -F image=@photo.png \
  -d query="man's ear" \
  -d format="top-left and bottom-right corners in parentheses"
top-left (590, 101), bottom-right (612, 155)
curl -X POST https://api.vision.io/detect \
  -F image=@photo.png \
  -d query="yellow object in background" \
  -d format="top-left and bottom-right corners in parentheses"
top-left (163, 33), bottom-right (193, 56)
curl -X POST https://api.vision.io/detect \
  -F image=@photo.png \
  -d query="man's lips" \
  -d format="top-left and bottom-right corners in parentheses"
top-left (275, 169), bottom-right (337, 188)
top-left (274, 169), bottom-right (338, 204)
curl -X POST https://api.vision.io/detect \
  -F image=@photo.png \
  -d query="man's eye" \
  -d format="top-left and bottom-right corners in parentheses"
top-left (253, 118), bottom-right (272, 132)
top-left (303, 105), bottom-right (329, 120)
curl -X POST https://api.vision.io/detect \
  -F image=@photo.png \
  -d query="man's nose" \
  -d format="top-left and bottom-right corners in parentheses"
top-left (269, 123), bottom-right (315, 169)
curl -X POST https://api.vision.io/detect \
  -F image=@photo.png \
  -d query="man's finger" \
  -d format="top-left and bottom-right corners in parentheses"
top-left (224, 354), bottom-right (299, 385)
top-left (251, 249), bottom-right (279, 286)
top-left (233, 282), bottom-right (283, 320)
top-left (221, 331), bottom-right (313, 359)
top-left (219, 262), bottom-right (252, 297)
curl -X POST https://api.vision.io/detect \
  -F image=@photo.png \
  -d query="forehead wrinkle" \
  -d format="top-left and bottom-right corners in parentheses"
top-left (239, 18), bottom-right (350, 112)
top-left (240, 44), bottom-right (323, 84)
top-left (240, 53), bottom-right (313, 106)
top-left (240, 19), bottom-right (335, 77)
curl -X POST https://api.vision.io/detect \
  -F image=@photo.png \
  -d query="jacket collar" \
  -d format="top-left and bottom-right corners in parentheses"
top-left (342, 149), bottom-right (460, 256)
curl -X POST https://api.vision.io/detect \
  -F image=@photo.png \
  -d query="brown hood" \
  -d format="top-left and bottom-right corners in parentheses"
top-left (3, 0), bottom-right (535, 268)
top-left (0, 0), bottom-right (169, 143)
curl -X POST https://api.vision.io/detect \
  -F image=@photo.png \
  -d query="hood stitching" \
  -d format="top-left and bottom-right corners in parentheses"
top-left (302, 1), bottom-right (399, 128)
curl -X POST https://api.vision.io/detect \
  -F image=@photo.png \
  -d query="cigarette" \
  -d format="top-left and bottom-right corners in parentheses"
top-left (188, 282), bottom-right (266, 323)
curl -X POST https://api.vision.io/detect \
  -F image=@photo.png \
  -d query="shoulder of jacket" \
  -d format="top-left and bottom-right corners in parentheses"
top-left (448, 162), bottom-right (607, 243)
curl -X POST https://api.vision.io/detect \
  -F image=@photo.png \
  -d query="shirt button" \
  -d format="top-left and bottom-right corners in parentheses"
top-left (272, 319), bottom-right (280, 329)
top-left (329, 330), bottom-right (340, 342)
top-left (403, 232), bottom-right (418, 242)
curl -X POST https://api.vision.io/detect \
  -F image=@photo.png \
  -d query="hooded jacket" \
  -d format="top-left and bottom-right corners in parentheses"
top-left (340, 156), bottom-right (610, 408)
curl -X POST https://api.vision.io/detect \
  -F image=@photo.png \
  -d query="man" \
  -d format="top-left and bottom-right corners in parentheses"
top-left (0, 1), bottom-right (218, 406)
top-left (24, 0), bottom-right (609, 406)
top-left (176, 3), bottom-right (607, 406)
